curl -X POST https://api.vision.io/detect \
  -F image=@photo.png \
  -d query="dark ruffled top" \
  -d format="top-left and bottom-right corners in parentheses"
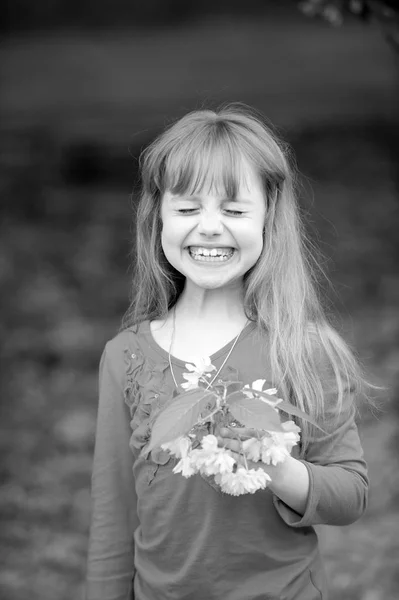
top-left (86, 318), bottom-right (368, 600)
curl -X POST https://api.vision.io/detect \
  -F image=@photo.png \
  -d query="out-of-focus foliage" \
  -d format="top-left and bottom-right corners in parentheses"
top-left (3, 0), bottom-right (283, 33)
top-left (298, 0), bottom-right (399, 52)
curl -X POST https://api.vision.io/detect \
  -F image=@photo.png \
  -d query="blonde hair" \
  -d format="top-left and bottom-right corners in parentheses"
top-left (122, 104), bottom-right (367, 455)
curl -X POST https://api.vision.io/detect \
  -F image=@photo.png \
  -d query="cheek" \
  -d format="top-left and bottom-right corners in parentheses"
top-left (160, 220), bottom-right (174, 246)
top-left (242, 223), bottom-right (264, 250)
top-left (243, 226), bottom-right (265, 266)
top-left (160, 224), bottom-right (186, 270)
top-left (160, 224), bottom-right (172, 262)
top-left (162, 218), bottom-right (193, 258)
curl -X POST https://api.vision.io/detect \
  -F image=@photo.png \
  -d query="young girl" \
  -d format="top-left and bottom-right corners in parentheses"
top-left (85, 105), bottom-right (369, 600)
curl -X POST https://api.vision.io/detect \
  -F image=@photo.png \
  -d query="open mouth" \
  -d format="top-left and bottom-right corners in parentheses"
top-left (187, 247), bottom-right (236, 263)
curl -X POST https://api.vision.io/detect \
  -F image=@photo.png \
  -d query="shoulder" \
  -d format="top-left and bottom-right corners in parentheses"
top-left (306, 320), bottom-right (358, 416)
top-left (306, 322), bottom-right (332, 373)
top-left (103, 321), bottom-right (147, 357)
top-left (306, 321), bottom-right (344, 373)
top-left (100, 322), bottom-right (148, 381)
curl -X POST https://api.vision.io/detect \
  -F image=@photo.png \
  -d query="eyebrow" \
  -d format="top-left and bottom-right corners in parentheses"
top-left (170, 195), bottom-right (253, 205)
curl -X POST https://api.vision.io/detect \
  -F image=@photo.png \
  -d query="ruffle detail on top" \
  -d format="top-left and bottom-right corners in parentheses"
top-left (123, 335), bottom-right (243, 485)
top-left (123, 342), bottom-right (175, 466)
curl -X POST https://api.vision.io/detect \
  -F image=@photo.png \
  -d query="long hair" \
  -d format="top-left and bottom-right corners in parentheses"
top-left (122, 104), bottom-right (367, 454)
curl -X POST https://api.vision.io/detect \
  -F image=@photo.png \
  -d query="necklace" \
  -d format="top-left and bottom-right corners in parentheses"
top-left (168, 306), bottom-right (249, 391)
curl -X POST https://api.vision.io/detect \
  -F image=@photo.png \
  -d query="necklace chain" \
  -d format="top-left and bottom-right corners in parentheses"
top-left (168, 306), bottom-right (248, 391)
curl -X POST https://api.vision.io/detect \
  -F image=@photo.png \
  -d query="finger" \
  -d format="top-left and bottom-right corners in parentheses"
top-left (236, 427), bottom-right (260, 438)
top-left (217, 436), bottom-right (240, 453)
top-left (219, 427), bottom-right (235, 438)
top-left (220, 427), bottom-right (259, 440)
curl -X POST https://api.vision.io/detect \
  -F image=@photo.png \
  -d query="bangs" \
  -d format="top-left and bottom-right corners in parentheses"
top-left (148, 113), bottom-right (286, 201)
top-left (162, 124), bottom-right (246, 199)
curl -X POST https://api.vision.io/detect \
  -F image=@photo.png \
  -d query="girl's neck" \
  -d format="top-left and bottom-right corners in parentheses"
top-left (150, 286), bottom-right (249, 363)
top-left (174, 286), bottom-right (247, 329)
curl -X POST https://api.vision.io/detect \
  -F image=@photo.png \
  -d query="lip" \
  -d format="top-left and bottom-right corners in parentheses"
top-left (186, 245), bottom-right (236, 250)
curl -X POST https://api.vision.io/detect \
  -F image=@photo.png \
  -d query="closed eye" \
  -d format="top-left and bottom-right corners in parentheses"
top-left (177, 209), bottom-right (245, 216)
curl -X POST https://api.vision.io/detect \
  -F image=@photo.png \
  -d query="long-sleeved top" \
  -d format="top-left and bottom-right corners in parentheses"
top-left (85, 319), bottom-right (369, 600)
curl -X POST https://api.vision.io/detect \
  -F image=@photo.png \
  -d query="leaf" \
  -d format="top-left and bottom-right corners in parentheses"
top-left (214, 379), bottom-right (243, 387)
top-left (149, 387), bottom-right (208, 424)
top-left (226, 380), bottom-right (244, 391)
top-left (250, 389), bottom-right (321, 429)
top-left (244, 388), bottom-right (280, 402)
top-left (213, 380), bottom-right (243, 394)
top-left (227, 391), bottom-right (284, 432)
top-left (273, 399), bottom-right (320, 428)
top-left (147, 389), bottom-right (217, 452)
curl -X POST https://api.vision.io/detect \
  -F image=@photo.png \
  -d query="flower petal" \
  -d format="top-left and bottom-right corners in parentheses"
top-left (173, 456), bottom-right (196, 478)
top-left (252, 379), bottom-right (267, 391)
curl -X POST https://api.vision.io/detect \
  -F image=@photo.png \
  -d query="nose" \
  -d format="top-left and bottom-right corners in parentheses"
top-left (197, 210), bottom-right (224, 236)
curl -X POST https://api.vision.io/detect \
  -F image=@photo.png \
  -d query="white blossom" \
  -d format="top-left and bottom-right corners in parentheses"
top-left (156, 367), bottom-right (303, 496)
top-left (280, 420), bottom-right (301, 451)
top-left (181, 357), bottom-right (216, 390)
top-left (264, 387), bottom-right (278, 395)
top-left (173, 456), bottom-right (196, 478)
top-left (243, 380), bottom-right (282, 410)
top-left (161, 436), bottom-right (192, 458)
top-left (195, 448), bottom-right (235, 476)
top-left (200, 434), bottom-right (219, 453)
top-left (282, 420), bottom-right (301, 433)
top-left (243, 379), bottom-right (267, 397)
top-left (216, 466), bottom-right (271, 496)
top-left (242, 437), bottom-right (262, 462)
top-left (211, 450), bottom-right (236, 474)
top-left (189, 435), bottom-right (236, 476)
top-left (264, 420), bottom-right (301, 455)
top-left (181, 372), bottom-right (201, 390)
top-left (260, 437), bottom-right (290, 466)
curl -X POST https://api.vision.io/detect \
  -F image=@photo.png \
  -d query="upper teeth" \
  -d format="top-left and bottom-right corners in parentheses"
top-left (189, 247), bottom-right (233, 256)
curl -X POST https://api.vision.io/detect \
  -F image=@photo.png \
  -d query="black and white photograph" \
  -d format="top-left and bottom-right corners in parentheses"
top-left (1, 2), bottom-right (398, 600)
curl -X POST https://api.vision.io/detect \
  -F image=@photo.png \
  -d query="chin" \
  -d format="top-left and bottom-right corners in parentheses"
top-left (190, 273), bottom-right (244, 291)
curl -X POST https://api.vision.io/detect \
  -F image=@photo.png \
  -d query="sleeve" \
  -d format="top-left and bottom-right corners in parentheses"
top-left (274, 348), bottom-right (369, 528)
top-left (85, 341), bottom-right (139, 600)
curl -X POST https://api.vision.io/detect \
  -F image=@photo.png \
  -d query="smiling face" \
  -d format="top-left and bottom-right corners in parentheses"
top-left (160, 157), bottom-right (267, 294)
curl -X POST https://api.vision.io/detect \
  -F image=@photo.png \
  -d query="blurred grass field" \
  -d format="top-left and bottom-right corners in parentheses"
top-left (1, 13), bottom-right (399, 600)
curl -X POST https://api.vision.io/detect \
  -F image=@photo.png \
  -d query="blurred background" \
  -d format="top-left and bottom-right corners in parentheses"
top-left (1, 1), bottom-right (398, 599)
